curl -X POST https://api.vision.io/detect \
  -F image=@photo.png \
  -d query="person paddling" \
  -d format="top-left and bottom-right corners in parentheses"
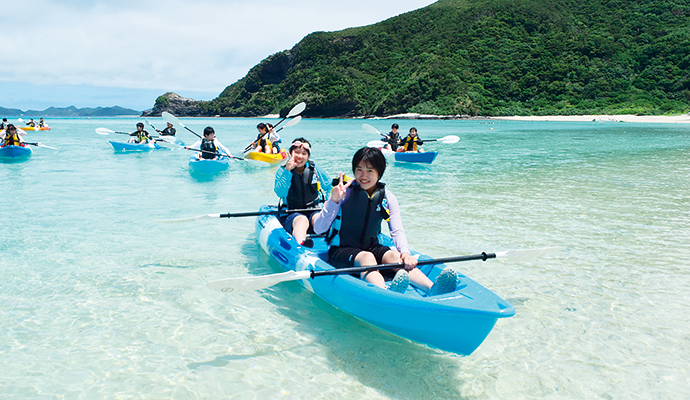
top-left (312, 147), bottom-right (458, 295)
top-left (383, 123), bottom-right (401, 151)
top-left (127, 122), bottom-right (154, 144)
top-left (157, 122), bottom-right (176, 136)
top-left (187, 126), bottom-right (231, 160)
top-left (267, 123), bottom-right (281, 154)
top-left (250, 123), bottom-right (272, 153)
top-left (398, 127), bottom-right (424, 153)
top-left (26, 119), bottom-right (36, 128)
top-left (274, 138), bottom-right (332, 247)
top-left (1, 124), bottom-right (25, 147)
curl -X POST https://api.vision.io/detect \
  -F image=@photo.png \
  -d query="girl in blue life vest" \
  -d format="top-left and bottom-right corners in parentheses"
top-left (187, 126), bottom-right (232, 160)
top-left (274, 138), bottom-right (332, 247)
top-left (312, 147), bottom-right (458, 295)
top-left (398, 127), bottom-right (424, 153)
top-left (127, 122), bottom-right (153, 144)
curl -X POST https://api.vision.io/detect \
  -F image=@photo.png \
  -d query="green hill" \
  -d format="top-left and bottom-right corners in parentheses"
top-left (200, 0), bottom-right (690, 117)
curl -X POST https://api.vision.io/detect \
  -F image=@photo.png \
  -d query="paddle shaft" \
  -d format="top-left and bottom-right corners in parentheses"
top-left (219, 207), bottom-right (321, 218)
top-left (310, 253), bottom-right (497, 278)
top-left (185, 146), bottom-right (242, 160)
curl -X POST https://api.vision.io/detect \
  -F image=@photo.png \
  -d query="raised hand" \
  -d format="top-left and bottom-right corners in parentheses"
top-left (330, 172), bottom-right (353, 203)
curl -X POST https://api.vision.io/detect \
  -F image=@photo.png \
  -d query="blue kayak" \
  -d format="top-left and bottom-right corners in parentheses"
top-left (394, 151), bottom-right (438, 164)
top-left (254, 205), bottom-right (515, 355)
top-left (109, 141), bottom-right (160, 151)
top-left (188, 156), bottom-right (231, 174)
top-left (0, 145), bottom-right (32, 160)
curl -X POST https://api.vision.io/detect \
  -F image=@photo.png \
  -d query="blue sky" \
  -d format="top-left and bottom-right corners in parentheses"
top-left (0, 0), bottom-right (435, 111)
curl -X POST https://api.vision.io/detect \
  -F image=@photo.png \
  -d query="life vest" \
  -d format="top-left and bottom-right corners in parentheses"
top-left (161, 127), bottom-right (176, 136)
top-left (2, 131), bottom-right (22, 146)
top-left (256, 133), bottom-right (272, 152)
top-left (133, 130), bottom-right (150, 143)
top-left (200, 138), bottom-right (218, 159)
top-left (387, 131), bottom-right (400, 150)
top-left (27, 121), bottom-right (35, 127)
top-left (327, 182), bottom-right (390, 249)
top-left (286, 162), bottom-right (323, 209)
top-left (401, 135), bottom-right (421, 152)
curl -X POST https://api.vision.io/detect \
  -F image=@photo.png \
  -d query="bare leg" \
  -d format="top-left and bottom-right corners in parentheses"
top-left (291, 214), bottom-right (309, 244)
top-left (355, 252), bottom-right (387, 289)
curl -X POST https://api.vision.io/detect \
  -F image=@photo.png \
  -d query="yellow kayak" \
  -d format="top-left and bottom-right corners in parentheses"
top-left (245, 149), bottom-right (288, 165)
top-left (20, 126), bottom-right (51, 131)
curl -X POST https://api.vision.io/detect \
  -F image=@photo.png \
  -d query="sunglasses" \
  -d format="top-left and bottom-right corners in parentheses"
top-left (291, 141), bottom-right (310, 150)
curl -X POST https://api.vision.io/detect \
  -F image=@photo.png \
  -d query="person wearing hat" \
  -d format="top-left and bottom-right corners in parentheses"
top-left (274, 137), bottom-right (332, 247)
top-left (157, 122), bottom-right (176, 136)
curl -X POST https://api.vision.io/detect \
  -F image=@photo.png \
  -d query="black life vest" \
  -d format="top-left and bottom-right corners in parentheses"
top-left (387, 131), bottom-right (400, 150)
top-left (286, 162), bottom-right (322, 209)
top-left (200, 139), bottom-right (218, 159)
top-left (327, 182), bottom-right (390, 249)
top-left (161, 127), bottom-right (176, 136)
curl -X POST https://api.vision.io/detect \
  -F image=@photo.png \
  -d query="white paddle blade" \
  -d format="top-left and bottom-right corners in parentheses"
top-left (38, 143), bottom-right (58, 150)
top-left (284, 115), bottom-right (302, 128)
top-left (207, 270), bottom-right (312, 292)
top-left (362, 123), bottom-right (382, 135)
top-left (95, 127), bottom-right (114, 135)
top-left (287, 102), bottom-right (306, 117)
top-left (495, 247), bottom-right (562, 261)
top-left (161, 112), bottom-right (185, 128)
top-left (367, 140), bottom-right (386, 148)
top-left (439, 135), bottom-right (460, 144)
top-left (155, 214), bottom-right (220, 223)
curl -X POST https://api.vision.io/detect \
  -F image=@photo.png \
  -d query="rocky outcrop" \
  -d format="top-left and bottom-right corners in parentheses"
top-left (141, 92), bottom-right (208, 117)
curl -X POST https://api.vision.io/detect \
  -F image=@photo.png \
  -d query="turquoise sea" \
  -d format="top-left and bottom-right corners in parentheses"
top-left (1, 117), bottom-right (689, 399)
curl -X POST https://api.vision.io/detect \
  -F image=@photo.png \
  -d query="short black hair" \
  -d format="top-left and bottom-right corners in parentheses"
top-left (391, 123), bottom-right (399, 129)
top-left (256, 123), bottom-right (267, 131)
top-left (352, 147), bottom-right (386, 179)
top-left (203, 126), bottom-right (215, 136)
top-left (136, 122), bottom-right (144, 128)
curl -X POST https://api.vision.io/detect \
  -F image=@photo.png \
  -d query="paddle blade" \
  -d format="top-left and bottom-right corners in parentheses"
top-left (161, 112), bottom-right (185, 128)
top-left (495, 247), bottom-right (562, 261)
top-left (367, 140), bottom-right (386, 148)
top-left (287, 102), bottom-right (306, 117)
top-left (438, 135), bottom-right (460, 144)
top-left (207, 270), bottom-right (311, 292)
top-left (155, 214), bottom-right (220, 223)
top-left (38, 143), bottom-right (58, 150)
top-left (362, 123), bottom-right (382, 135)
top-left (96, 127), bottom-right (114, 135)
top-left (284, 115), bottom-right (302, 128)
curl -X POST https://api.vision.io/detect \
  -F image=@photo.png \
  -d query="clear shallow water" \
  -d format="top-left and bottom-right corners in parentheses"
top-left (1, 117), bottom-right (689, 399)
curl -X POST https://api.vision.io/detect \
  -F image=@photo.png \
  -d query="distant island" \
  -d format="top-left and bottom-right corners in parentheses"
top-left (0, 105), bottom-right (140, 117)
top-left (145, 0), bottom-right (690, 118)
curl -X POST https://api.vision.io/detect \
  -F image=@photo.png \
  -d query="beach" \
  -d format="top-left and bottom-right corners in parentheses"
top-left (491, 113), bottom-right (690, 123)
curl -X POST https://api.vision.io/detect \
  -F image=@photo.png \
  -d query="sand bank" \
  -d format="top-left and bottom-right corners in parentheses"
top-left (491, 114), bottom-right (690, 123)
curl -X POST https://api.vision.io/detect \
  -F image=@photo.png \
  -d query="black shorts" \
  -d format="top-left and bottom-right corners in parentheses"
top-left (328, 244), bottom-right (398, 278)
top-left (281, 211), bottom-right (316, 235)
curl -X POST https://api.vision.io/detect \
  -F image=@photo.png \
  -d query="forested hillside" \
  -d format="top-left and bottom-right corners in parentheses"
top-left (197, 0), bottom-right (690, 117)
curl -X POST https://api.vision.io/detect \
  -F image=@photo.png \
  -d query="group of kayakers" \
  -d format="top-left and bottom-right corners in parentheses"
top-left (274, 137), bottom-right (458, 295)
top-left (23, 118), bottom-right (48, 128)
top-left (250, 123), bottom-right (281, 154)
top-left (381, 123), bottom-right (425, 153)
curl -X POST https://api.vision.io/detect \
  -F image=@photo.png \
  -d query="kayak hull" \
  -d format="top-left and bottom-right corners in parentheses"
top-left (20, 126), bottom-right (51, 131)
top-left (254, 205), bottom-right (515, 355)
top-left (188, 156), bottom-right (231, 174)
top-left (245, 149), bottom-right (287, 165)
top-left (394, 151), bottom-right (438, 164)
top-left (0, 145), bottom-right (32, 160)
top-left (110, 141), bottom-right (159, 151)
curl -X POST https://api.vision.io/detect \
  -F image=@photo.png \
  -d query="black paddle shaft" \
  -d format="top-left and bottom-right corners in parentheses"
top-left (218, 207), bottom-right (322, 219)
top-left (310, 253), bottom-right (497, 278)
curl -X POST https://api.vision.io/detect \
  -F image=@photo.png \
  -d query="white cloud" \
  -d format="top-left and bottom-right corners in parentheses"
top-left (1, 0), bottom-right (435, 97)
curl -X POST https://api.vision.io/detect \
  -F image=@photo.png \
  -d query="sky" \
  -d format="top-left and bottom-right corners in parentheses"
top-left (0, 0), bottom-right (436, 112)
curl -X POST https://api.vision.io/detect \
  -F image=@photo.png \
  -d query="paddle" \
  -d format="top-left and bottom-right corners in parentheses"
top-left (155, 207), bottom-right (322, 223)
top-left (244, 102), bottom-right (306, 152)
top-left (96, 127), bottom-right (172, 145)
top-left (161, 112), bottom-right (202, 139)
top-left (362, 123), bottom-right (386, 137)
top-left (206, 247), bottom-right (561, 292)
top-left (183, 146), bottom-right (245, 162)
top-left (23, 142), bottom-right (58, 150)
top-left (421, 135), bottom-right (460, 144)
